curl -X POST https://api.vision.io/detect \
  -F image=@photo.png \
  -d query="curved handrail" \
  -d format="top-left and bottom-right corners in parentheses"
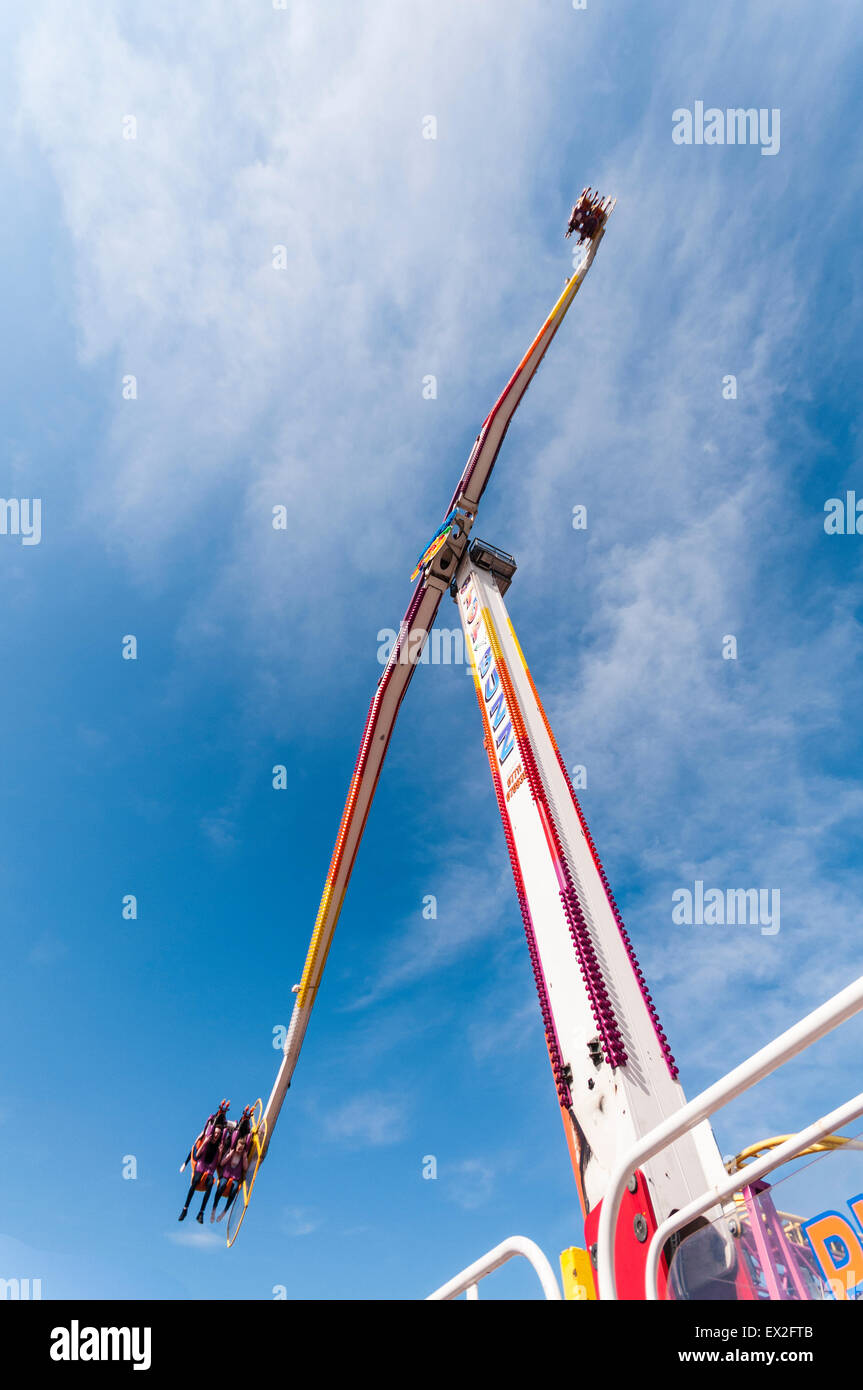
top-left (426, 1236), bottom-right (562, 1301)
top-left (596, 974), bottom-right (863, 1300)
top-left (645, 1090), bottom-right (863, 1299)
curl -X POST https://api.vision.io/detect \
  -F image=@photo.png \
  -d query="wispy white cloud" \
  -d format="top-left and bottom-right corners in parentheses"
top-left (166, 1226), bottom-right (222, 1251)
top-left (320, 1091), bottom-right (407, 1148)
top-left (200, 812), bottom-right (238, 852)
top-left (28, 933), bottom-right (70, 967)
top-left (14, 0), bottom-right (593, 673)
top-left (280, 1205), bottom-right (320, 1238)
top-left (348, 858), bottom-right (514, 1008)
top-left (442, 1157), bottom-right (496, 1211)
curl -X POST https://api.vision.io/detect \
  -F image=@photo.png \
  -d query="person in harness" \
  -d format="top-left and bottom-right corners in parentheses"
top-left (220, 1101), bottom-right (253, 1150)
top-left (565, 189), bottom-right (603, 244)
top-left (210, 1103), bottom-right (256, 1223)
top-left (178, 1110), bottom-right (229, 1223)
top-left (210, 1130), bottom-right (252, 1224)
top-left (179, 1099), bottom-right (230, 1173)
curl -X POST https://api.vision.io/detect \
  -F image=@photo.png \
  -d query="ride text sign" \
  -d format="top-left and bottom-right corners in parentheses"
top-left (459, 576), bottom-right (515, 766)
top-left (802, 1195), bottom-right (863, 1300)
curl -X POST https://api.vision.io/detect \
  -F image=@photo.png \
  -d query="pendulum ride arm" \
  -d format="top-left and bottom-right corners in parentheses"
top-left (260, 211), bottom-right (614, 1155)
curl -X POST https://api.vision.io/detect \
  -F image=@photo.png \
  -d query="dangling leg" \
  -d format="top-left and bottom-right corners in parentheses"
top-left (210, 1178), bottom-right (228, 1223)
top-left (179, 1169), bottom-right (201, 1220)
top-left (196, 1174), bottom-right (214, 1222)
top-left (218, 1181), bottom-right (241, 1224)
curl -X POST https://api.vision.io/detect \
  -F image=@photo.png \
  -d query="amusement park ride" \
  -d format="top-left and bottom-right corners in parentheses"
top-left (192, 187), bottom-right (863, 1299)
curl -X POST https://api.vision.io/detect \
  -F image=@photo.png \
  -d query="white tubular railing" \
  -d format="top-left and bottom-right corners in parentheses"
top-left (645, 1090), bottom-right (863, 1299)
top-left (426, 1236), bottom-right (563, 1301)
top-left (597, 974), bottom-right (863, 1302)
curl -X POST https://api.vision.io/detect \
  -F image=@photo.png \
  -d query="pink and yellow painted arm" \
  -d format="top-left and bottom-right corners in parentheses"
top-left (261, 578), bottom-right (445, 1146)
top-left (261, 211), bottom-right (614, 1152)
top-left (445, 214), bottom-right (612, 518)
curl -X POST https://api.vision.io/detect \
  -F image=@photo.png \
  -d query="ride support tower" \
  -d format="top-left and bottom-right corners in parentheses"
top-left (453, 539), bottom-right (730, 1296)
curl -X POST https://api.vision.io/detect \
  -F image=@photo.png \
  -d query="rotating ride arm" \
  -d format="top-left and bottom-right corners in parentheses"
top-left (261, 576), bottom-right (447, 1147)
top-left (445, 217), bottom-right (612, 521)
top-left (260, 205), bottom-right (614, 1157)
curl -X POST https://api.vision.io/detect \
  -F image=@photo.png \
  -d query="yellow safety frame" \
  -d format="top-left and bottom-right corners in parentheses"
top-left (226, 1099), bottom-right (267, 1249)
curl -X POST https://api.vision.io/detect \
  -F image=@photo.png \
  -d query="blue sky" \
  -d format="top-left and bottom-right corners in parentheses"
top-left (1, 0), bottom-right (863, 1300)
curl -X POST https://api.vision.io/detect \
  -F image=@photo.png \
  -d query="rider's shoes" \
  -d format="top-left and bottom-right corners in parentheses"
top-left (196, 1212), bottom-right (204, 1224)
top-left (178, 1209), bottom-right (187, 1222)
